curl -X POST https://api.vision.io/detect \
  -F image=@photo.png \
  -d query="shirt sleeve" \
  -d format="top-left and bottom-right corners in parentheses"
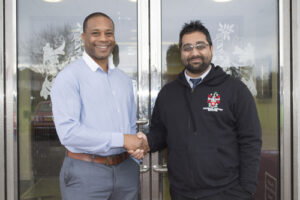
top-left (50, 71), bottom-right (124, 154)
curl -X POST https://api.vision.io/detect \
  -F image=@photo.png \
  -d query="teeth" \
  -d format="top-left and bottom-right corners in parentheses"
top-left (96, 46), bottom-right (107, 49)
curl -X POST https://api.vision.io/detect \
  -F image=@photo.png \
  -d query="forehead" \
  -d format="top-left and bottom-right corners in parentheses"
top-left (86, 16), bottom-right (114, 31)
top-left (182, 31), bottom-right (207, 44)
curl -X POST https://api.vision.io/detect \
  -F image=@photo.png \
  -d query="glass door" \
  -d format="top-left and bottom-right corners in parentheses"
top-left (13, 0), bottom-right (282, 200)
top-left (150, 0), bottom-right (280, 199)
top-left (17, 1), bottom-right (141, 199)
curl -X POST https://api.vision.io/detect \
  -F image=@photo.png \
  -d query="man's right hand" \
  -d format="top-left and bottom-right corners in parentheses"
top-left (123, 134), bottom-right (143, 151)
top-left (127, 132), bottom-right (149, 159)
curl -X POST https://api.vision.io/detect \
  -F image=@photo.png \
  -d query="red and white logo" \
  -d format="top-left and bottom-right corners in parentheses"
top-left (203, 92), bottom-right (223, 112)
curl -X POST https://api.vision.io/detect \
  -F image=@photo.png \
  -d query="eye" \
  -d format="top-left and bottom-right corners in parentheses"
top-left (91, 31), bottom-right (100, 36)
top-left (182, 44), bottom-right (193, 51)
top-left (195, 43), bottom-right (209, 50)
top-left (196, 44), bottom-right (206, 50)
top-left (106, 32), bottom-right (113, 36)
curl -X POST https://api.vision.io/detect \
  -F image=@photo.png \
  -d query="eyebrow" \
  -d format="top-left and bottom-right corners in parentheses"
top-left (90, 28), bottom-right (114, 32)
top-left (183, 41), bottom-right (207, 45)
top-left (195, 41), bottom-right (207, 44)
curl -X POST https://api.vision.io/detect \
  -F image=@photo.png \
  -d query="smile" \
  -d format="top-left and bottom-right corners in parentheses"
top-left (95, 45), bottom-right (110, 50)
top-left (190, 58), bottom-right (202, 62)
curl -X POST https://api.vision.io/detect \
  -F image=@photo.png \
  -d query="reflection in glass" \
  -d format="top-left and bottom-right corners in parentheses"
top-left (18, 1), bottom-right (137, 199)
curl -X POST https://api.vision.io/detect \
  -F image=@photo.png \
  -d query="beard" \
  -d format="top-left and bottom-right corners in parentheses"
top-left (185, 55), bottom-right (211, 74)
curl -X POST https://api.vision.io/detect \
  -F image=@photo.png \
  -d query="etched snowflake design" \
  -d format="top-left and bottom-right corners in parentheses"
top-left (218, 23), bottom-right (234, 41)
top-left (233, 43), bottom-right (255, 66)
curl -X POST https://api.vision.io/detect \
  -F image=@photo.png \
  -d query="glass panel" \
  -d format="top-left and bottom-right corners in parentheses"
top-left (17, 1), bottom-right (137, 199)
top-left (160, 0), bottom-right (279, 199)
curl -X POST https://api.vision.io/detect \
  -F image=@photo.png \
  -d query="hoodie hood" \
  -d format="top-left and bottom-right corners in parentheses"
top-left (176, 63), bottom-right (229, 87)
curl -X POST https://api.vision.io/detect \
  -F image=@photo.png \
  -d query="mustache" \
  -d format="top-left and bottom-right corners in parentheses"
top-left (187, 56), bottom-right (204, 62)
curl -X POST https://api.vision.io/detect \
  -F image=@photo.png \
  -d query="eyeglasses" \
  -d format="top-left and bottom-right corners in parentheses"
top-left (182, 42), bottom-right (210, 52)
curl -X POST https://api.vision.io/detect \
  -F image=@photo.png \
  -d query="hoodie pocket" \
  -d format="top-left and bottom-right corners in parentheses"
top-left (188, 148), bottom-right (232, 189)
top-left (167, 150), bottom-right (191, 189)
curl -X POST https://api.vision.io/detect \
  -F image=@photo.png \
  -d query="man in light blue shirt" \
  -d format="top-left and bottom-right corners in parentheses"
top-left (51, 12), bottom-right (143, 200)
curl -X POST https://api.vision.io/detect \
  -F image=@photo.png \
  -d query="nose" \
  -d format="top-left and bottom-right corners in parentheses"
top-left (98, 33), bottom-right (108, 42)
top-left (190, 47), bottom-right (201, 56)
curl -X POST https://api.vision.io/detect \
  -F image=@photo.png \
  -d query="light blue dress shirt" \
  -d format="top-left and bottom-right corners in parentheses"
top-left (51, 52), bottom-right (137, 156)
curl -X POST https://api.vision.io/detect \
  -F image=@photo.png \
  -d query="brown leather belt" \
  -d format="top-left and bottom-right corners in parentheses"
top-left (67, 150), bottom-right (129, 165)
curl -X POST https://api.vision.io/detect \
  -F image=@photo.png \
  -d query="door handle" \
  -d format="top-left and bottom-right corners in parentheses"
top-left (136, 118), bottom-right (149, 126)
top-left (152, 164), bottom-right (168, 173)
top-left (140, 164), bottom-right (150, 173)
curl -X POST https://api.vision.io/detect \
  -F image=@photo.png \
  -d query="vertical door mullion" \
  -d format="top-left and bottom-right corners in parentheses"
top-left (0, 0), bottom-right (5, 199)
top-left (292, 0), bottom-right (300, 199)
top-left (279, 0), bottom-right (292, 199)
top-left (138, 0), bottom-right (150, 199)
top-left (150, 0), bottom-right (162, 199)
top-left (5, 0), bottom-right (18, 199)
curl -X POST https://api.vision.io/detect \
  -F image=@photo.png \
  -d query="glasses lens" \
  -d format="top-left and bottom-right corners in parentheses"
top-left (182, 44), bottom-right (193, 51)
top-left (195, 43), bottom-right (207, 50)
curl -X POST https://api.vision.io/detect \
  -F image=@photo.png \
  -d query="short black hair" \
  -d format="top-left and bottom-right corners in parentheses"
top-left (179, 20), bottom-right (212, 48)
top-left (83, 12), bottom-right (114, 33)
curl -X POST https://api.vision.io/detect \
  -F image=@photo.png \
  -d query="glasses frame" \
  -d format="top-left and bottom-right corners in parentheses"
top-left (181, 42), bottom-right (210, 52)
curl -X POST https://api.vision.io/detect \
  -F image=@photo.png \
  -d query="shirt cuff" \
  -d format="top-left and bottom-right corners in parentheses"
top-left (110, 132), bottom-right (124, 148)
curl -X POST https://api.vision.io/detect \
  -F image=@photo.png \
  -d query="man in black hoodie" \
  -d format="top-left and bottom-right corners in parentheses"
top-left (131, 20), bottom-right (262, 200)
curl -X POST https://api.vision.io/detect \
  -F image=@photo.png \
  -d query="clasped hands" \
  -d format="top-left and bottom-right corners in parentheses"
top-left (124, 132), bottom-right (149, 159)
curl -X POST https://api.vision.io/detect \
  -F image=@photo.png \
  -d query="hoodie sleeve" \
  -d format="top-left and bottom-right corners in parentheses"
top-left (147, 89), bottom-right (168, 152)
top-left (234, 82), bottom-right (262, 194)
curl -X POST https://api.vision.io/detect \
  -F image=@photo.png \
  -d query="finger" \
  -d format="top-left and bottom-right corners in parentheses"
top-left (132, 149), bottom-right (141, 156)
top-left (137, 132), bottom-right (144, 139)
top-left (138, 150), bottom-right (145, 159)
top-left (132, 150), bottom-right (143, 159)
top-left (128, 150), bottom-right (134, 154)
top-left (135, 152), bottom-right (144, 159)
top-left (135, 149), bottom-right (145, 159)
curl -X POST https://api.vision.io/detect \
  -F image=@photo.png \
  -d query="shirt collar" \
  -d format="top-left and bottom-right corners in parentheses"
top-left (82, 51), bottom-right (115, 72)
top-left (185, 65), bottom-right (212, 88)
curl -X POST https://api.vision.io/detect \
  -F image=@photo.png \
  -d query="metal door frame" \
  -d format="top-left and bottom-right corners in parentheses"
top-left (1, 0), bottom-right (297, 200)
top-left (4, 0), bottom-right (18, 199)
top-left (137, 0), bottom-right (151, 199)
top-left (292, 0), bottom-right (300, 199)
top-left (149, 0), bottom-right (163, 199)
top-left (280, 0), bottom-right (293, 199)
top-left (0, 0), bottom-right (5, 199)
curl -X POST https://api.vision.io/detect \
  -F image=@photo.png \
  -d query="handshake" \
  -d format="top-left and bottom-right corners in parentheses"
top-left (124, 132), bottom-right (149, 159)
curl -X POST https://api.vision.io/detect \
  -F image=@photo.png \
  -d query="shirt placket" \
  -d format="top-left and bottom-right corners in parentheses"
top-left (106, 71), bottom-right (122, 132)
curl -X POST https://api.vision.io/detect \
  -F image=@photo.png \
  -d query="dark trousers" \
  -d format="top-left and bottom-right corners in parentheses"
top-left (170, 184), bottom-right (253, 200)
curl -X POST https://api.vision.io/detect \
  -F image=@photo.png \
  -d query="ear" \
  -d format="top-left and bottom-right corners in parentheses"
top-left (81, 33), bottom-right (85, 43)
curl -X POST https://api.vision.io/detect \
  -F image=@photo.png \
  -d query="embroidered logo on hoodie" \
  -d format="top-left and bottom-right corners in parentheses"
top-left (203, 92), bottom-right (223, 112)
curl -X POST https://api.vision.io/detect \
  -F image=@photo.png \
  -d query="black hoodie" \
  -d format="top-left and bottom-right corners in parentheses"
top-left (147, 64), bottom-right (262, 198)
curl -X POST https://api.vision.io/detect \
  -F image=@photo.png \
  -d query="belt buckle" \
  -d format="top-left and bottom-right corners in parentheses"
top-left (105, 156), bottom-right (112, 165)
